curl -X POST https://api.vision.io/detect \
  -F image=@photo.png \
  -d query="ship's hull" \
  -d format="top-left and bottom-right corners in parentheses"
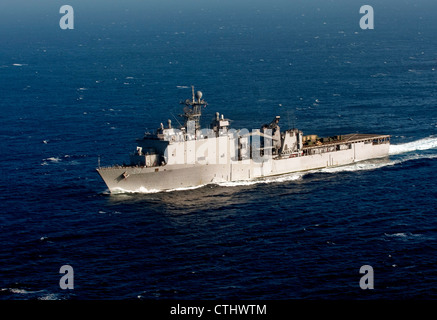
top-left (97, 140), bottom-right (390, 193)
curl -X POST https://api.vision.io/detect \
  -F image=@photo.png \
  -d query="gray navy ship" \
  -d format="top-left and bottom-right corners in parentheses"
top-left (97, 87), bottom-right (390, 193)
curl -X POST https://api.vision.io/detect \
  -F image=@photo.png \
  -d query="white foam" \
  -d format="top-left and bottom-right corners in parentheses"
top-left (389, 136), bottom-right (437, 155)
top-left (112, 186), bottom-right (161, 194)
top-left (217, 180), bottom-right (260, 187)
top-left (38, 294), bottom-right (62, 300)
top-left (165, 184), bottom-right (206, 192)
top-left (384, 232), bottom-right (422, 239)
top-left (3, 288), bottom-right (61, 300)
top-left (113, 174), bottom-right (302, 193)
top-left (318, 160), bottom-right (395, 173)
top-left (270, 173), bottom-right (304, 183)
top-left (112, 184), bottom-right (206, 194)
top-left (44, 157), bottom-right (61, 162)
top-left (9, 288), bottom-right (33, 294)
top-left (217, 173), bottom-right (302, 188)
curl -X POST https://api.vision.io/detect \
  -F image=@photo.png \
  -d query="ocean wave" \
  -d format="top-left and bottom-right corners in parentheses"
top-left (8, 288), bottom-right (31, 294)
top-left (41, 157), bottom-right (61, 165)
top-left (37, 293), bottom-right (63, 300)
top-left (1, 287), bottom-right (63, 300)
top-left (41, 154), bottom-right (88, 166)
top-left (384, 232), bottom-right (423, 240)
top-left (1, 287), bottom-right (40, 295)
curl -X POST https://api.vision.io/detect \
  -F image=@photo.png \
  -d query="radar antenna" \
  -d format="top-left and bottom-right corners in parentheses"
top-left (179, 85), bottom-right (207, 131)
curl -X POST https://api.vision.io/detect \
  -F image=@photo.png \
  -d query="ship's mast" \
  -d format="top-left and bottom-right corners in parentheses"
top-left (180, 86), bottom-right (207, 131)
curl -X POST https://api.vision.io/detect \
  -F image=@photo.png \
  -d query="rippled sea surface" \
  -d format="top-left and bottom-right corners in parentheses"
top-left (1, 0), bottom-right (437, 300)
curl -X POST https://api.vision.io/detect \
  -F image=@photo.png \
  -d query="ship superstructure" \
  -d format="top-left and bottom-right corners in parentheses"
top-left (97, 88), bottom-right (390, 192)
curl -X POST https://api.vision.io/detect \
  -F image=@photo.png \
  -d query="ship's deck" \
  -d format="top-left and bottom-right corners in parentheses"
top-left (303, 133), bottom-right (390, 150)
top-left (341, 133), bottom-right (391, 142)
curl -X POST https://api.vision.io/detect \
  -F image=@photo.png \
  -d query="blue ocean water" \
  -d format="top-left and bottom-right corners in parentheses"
top-left (1, 0), bottom-right (437, 300)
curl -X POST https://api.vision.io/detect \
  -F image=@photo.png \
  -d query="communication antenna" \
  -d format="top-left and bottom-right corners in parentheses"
top-left (192, 85), bottom-right (195, 103)
top-left (179, 85), bottom-right (207, 131)
top-left (281, 103), bottom-right (295, 129)
top-left (170, 112), bottom-right (183, 128)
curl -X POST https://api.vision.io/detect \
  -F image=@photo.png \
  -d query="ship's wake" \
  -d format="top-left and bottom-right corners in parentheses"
top-left (319, 135), bottom-right (437, 174)
top-left (220, 135), bottom-right (437, 188)
top-left (108, 136), bottom-right (437, 193)
top-left (389, 135), bottom-right (437, 155)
